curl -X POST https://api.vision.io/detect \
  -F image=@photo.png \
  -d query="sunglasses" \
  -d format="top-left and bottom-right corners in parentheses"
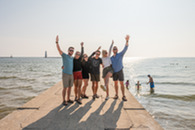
top-left (84, 56), bottom-right (88, 58)
top-left (69, 50), bottom-right (74, 52)
top-left (96, 53), bottom-right (100, 55)
top-left (76, 53), bottom-right (80, 56)
top-left (113, 48), bottom-right (117, 50)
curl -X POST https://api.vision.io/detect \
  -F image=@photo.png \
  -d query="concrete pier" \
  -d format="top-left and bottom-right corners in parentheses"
top-left (0, 79), bottom-right (163, 130)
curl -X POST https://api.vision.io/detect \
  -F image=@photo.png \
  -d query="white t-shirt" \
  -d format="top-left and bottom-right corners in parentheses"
top-left (102, 42), bottom-right (113, 68)
top-left (102, 57), bottom-right (112, 68)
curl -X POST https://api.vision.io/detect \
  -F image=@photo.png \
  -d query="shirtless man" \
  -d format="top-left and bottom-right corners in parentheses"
top-left (147, 75), bottom-right (155, 93)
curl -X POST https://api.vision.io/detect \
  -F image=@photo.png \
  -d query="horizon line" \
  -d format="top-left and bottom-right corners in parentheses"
top-left (0, 56), bottom-right (195, 58)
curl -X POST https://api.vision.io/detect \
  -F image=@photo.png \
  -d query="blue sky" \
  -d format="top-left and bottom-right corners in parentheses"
top-left (0, 0), bottom-right (195, 57)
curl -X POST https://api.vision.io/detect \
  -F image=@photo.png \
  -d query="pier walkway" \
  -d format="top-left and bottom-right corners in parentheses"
top-left (0, 79), bottom-right (163, 130)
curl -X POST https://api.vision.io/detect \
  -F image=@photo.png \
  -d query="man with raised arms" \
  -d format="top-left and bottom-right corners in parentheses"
top-left (111, 35), bottom-right (130, 101)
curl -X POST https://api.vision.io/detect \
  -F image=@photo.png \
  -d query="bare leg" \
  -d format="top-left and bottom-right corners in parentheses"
top-left (74, 80), bottom-right (78, 99)
top-left (77, 79), bottom-right (82, 99)
top-left (120, 81), bottom-right (125, 97)
top-left (62, 87), bottom-right (67, 102)
top-left (104, 78), bottom-right (106, 86)
top-left (105, 72), bottom-right (112, 97)
top-left (105, 72), bottom-right (112, 86)
top-left (94, 81), bottom-right (99, 95)
top-left (81, 79), bottom-right (89, 95)
top-left (106, 83), bottom-right (109, 97)
top-left (103, 78), bottom-right (108, 96)
top-left (114, 81), bottom-right (118, 96)
top-left (92, 81), bottom-right (95, 95)
top-left (67, 87), bottom-right (71, 101)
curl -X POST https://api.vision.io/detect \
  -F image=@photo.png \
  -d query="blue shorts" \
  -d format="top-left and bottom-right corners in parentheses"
top-left (150, 82), bottom-right (155, 88)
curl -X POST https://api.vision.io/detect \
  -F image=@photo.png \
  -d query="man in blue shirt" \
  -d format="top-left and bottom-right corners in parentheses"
top-left (56, 35), bottom-right (74, 106)
top-left (111, 35), bottom-right (130, 101)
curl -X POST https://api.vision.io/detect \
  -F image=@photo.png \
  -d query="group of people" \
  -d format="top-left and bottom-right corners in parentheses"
top-left (56, 35), bottom-right (130, 105)
top-left (125, 75), bottom-right (155, 94)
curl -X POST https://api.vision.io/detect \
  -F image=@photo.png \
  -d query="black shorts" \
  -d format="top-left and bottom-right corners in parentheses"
top-left (113, 69), bottom-right (124, 81)
top-left (82, 72), bottom-right (89, 79)
top-left (90, 73), bottom-right (100, 82)
top-left (102, 66), bottom-right (113, 78)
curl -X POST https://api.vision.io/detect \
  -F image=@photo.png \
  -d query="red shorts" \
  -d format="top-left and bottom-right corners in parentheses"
top-left (73, 71), bottom-right (83, 80)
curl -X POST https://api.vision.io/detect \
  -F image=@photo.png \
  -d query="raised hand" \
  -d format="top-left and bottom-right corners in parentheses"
top-left (125, 35), bottom-right (130, 42)
top-left (56, 35), bottom-right (59, 44)
top-left (97, 46), bottom-right (101, 51)
top-left (55, 35), bottom-right (63, 55)
top-left (112, 40), bottom-right (114, 45)
top-left (81, 42), bottom-right (84, 47)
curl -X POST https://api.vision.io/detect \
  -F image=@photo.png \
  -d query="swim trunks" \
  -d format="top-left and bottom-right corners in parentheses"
top-left (150, 82), bottom-right (155, 88)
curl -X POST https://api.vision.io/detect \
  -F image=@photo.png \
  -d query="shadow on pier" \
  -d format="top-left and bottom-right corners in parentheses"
top-left (23, 99), bottom-right (124, 130)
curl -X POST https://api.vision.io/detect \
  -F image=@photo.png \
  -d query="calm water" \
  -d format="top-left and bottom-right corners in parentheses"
top-left (0, 57), bottom-right (195, 129)
top-left (123, 57), bottom-right (195, 130)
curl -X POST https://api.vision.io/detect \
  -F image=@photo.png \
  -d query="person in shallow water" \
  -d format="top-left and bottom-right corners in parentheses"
top-left (55, 35), bottom-right (74, 106)
top-left (136, 81), bottom-right (141, 91)
top-left (147, 75), bottom-right (155, 93)
top-left (135, 81), bottom-right (142, 96)
top-left (125, 80), bottom-right (130, 89)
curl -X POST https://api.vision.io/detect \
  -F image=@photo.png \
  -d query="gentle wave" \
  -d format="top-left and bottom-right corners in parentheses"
top-left (151, 94), bottom-right (195, 101)
top-left (155, 82), bottom-right (195, 86)
top-left (0, 106), bottom-right (16, 119)
top-left (0, 76), bottom-right (17, 80)
top-left (0, 86), bottom-right (36, 93)
top-left (18, 78), bottom-right (36, 82)
top-left (0, 87), bottom-right (7, 90)
top-left (0, 76), bottom-right (36, 82)
top-left (14, 96), bottom-right (35, 102)
top-left (43, 74), bottom-right (53, 77)
top-left (135, 75), bottom-right (184, 79)
top-left (13, 85), bottom-right (33, 90)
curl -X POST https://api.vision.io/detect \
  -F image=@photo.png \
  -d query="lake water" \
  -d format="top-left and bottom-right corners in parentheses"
top-left (0, 57), bottom-right (194, 129)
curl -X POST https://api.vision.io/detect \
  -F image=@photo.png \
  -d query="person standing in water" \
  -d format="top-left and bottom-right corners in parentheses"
top-left (147, 75), bottom-right (155, 93)
top-left (101, 40), bottom-right (114, 100)
top-left (73, 42), bottom-right (84, 104)
top-left (136, 81), bottom-right (141, 91)
top-left (111, 35), bottom-right (130, 101)
top-left (55, 35), bottom-right (74, 106)
top-left (135, 81), bottom-right (141, 95)
top-left (125, 80), bottom-right (129, 89)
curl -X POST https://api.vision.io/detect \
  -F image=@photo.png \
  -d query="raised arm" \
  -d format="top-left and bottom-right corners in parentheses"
top-left (89, 52), bottom-right (95, 59)
top-left (55, 35), bottom-right (63, 55)
top-left (125, 35), bottom-right (129, 46)
top-left (79, 42), bottom-right (84, 60)
top-left (97, 46), bottom-right (101, 52)
top-left (89, 46), bottom-right (101, 59)
top-left (80, 42), bottom-right (84, 56)
top-left (108, 40), bottom-right (114, 56)
top-left (119, 35), bottom-right (130, 56)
